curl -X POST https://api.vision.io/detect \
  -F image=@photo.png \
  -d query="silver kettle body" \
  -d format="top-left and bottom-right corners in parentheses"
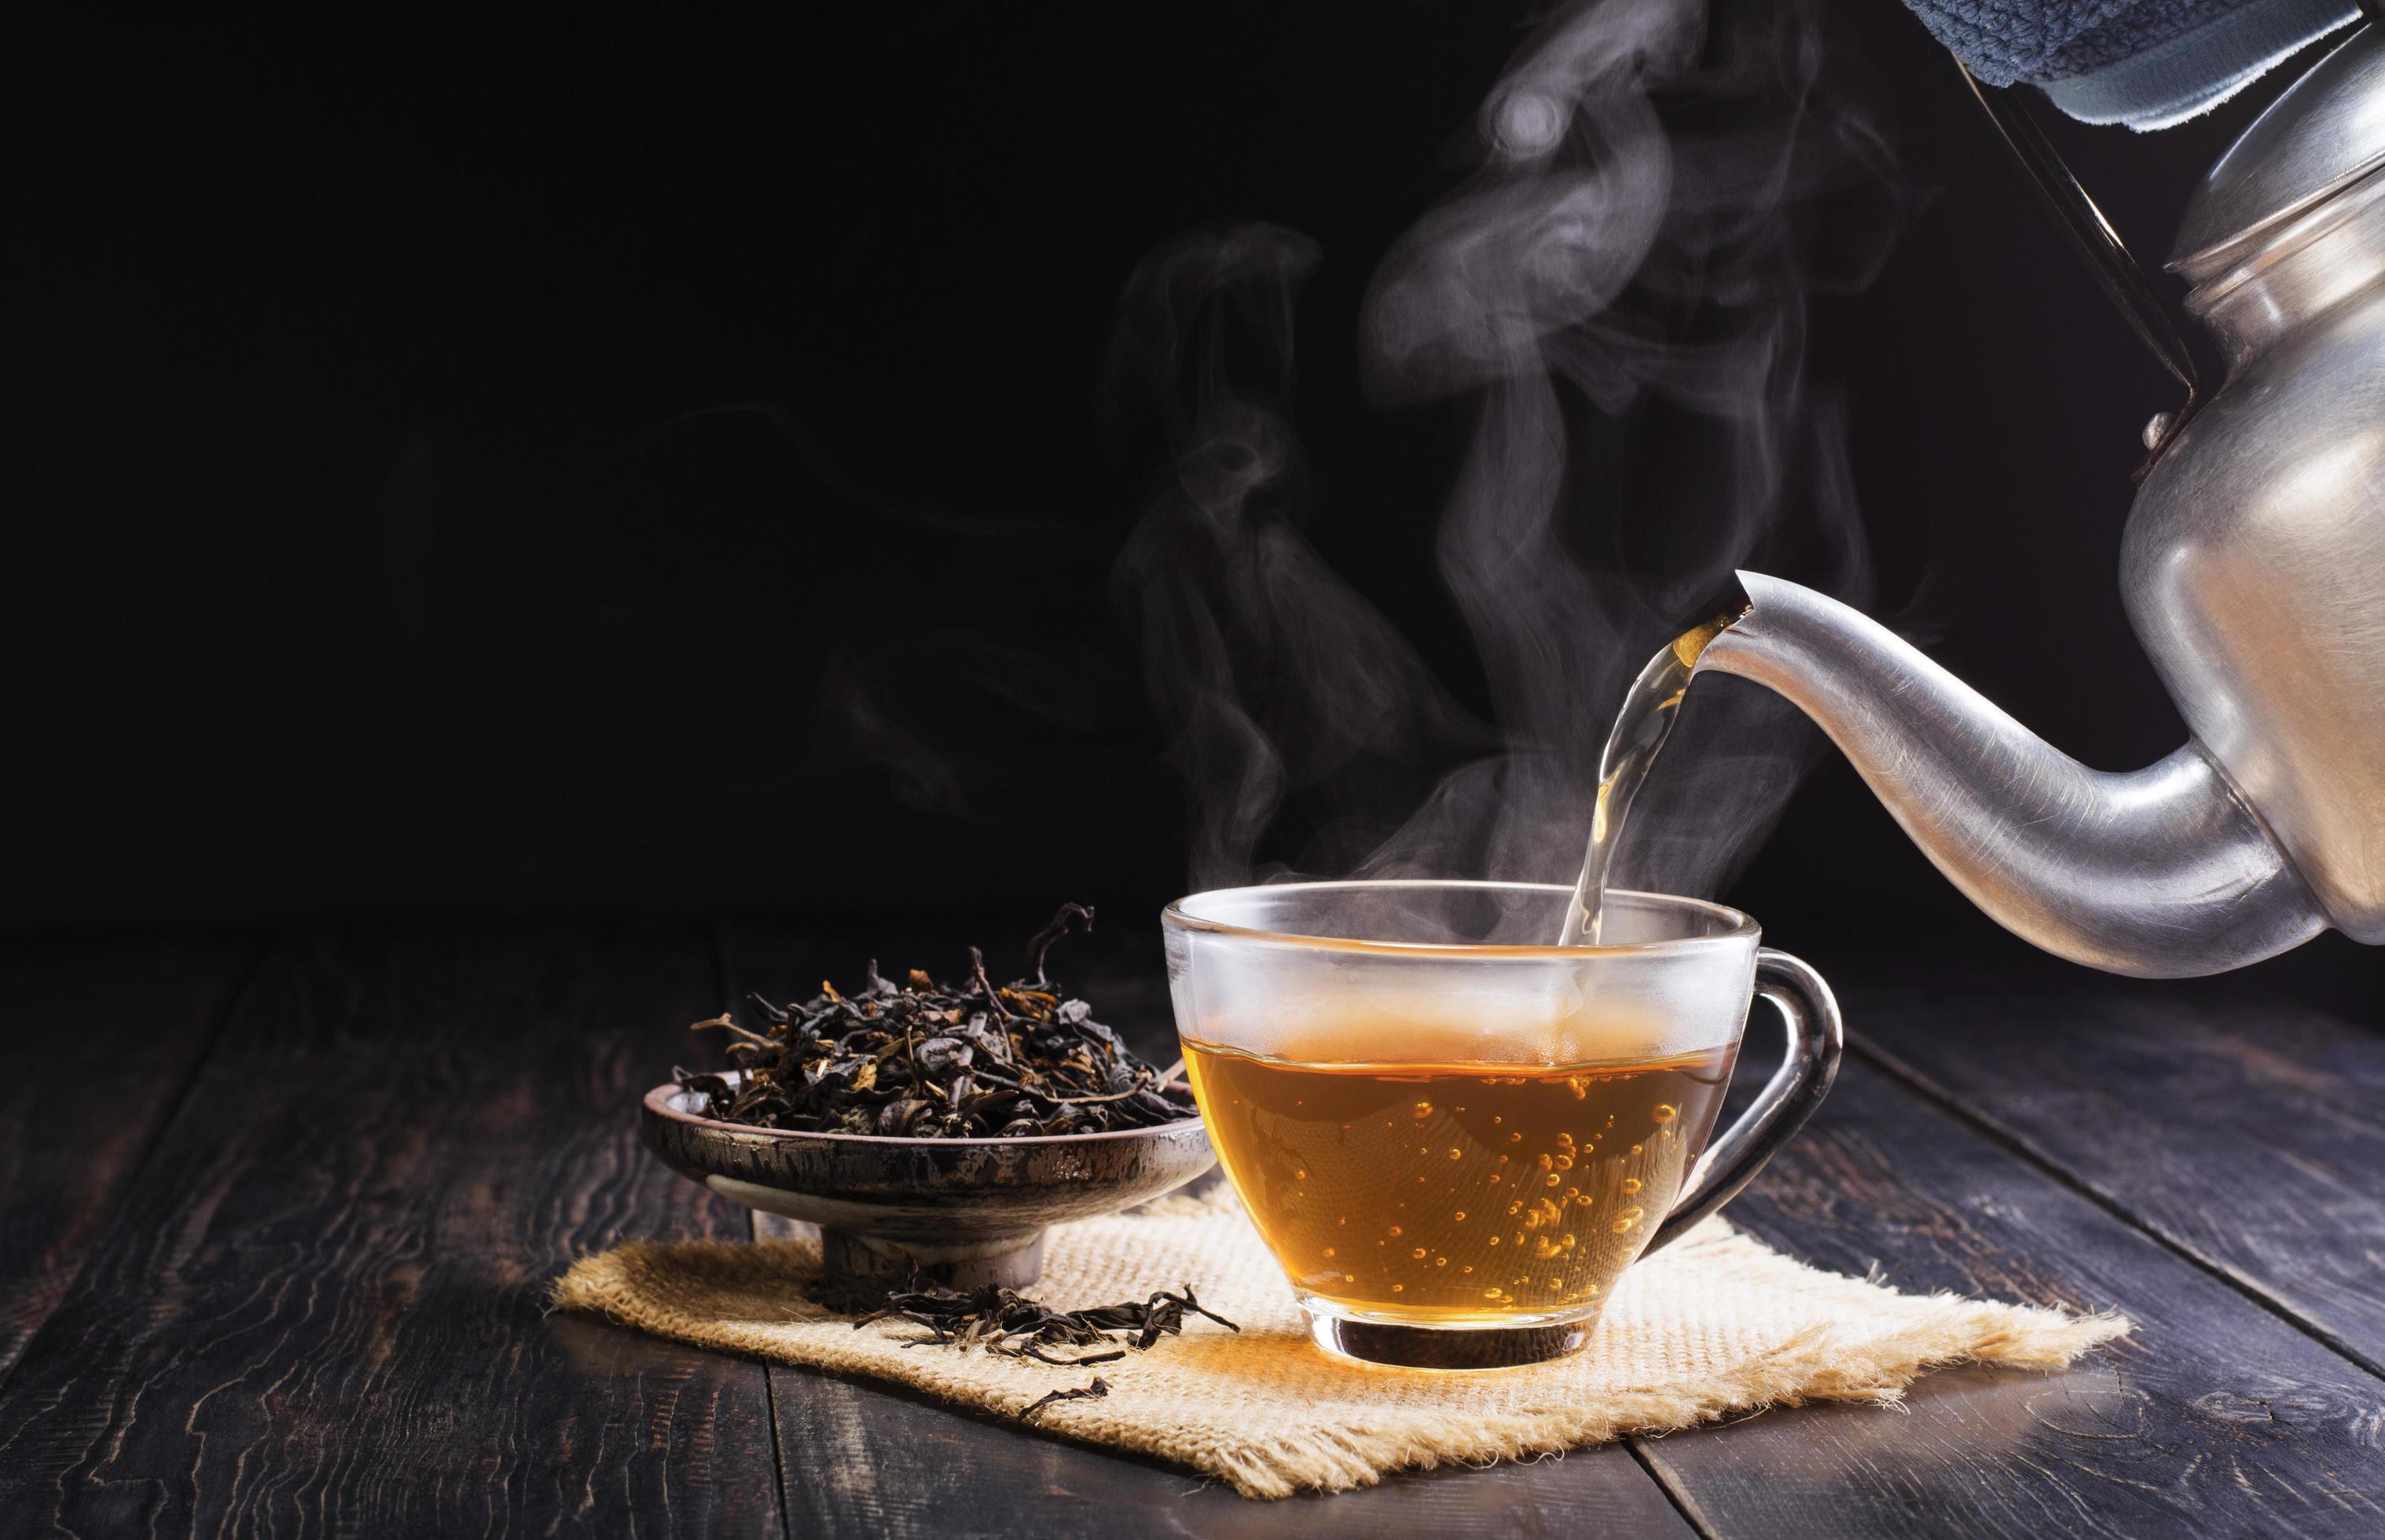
top-left (1688, 26), bottom-right (2385, 977)
top-left (2130, 26), bottom-right (2385, 947)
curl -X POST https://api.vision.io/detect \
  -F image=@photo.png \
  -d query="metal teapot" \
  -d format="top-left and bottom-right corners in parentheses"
top-left (1693, 25), bottom-right (2385, 977)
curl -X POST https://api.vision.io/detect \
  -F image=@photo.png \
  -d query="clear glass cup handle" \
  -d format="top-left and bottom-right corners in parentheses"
top-left (1643, 947), bottom-right (1843, 1256)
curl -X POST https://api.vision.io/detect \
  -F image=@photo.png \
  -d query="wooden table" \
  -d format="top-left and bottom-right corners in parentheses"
top-left (3, 922), bottom-right (2382, 1537)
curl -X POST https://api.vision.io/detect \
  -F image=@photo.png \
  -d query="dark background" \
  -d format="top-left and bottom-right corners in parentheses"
top-left (9, 2), bottom-right (2379, 1008)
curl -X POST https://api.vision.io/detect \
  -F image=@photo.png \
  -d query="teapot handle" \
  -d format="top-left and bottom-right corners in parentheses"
top-left (1956, 60), bottom-right (2201, 467)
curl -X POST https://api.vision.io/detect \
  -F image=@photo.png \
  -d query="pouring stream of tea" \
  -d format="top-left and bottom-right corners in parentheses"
top-left (1557, 612), bottom-right (1741, 946)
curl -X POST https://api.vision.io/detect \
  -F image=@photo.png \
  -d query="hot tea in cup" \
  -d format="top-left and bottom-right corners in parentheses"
top-left (1164, 881), bottom-right (1840, 1369)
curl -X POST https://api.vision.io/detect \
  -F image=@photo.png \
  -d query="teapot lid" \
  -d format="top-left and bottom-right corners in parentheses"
top-left (2170, 24), bottom-right (2385, 273)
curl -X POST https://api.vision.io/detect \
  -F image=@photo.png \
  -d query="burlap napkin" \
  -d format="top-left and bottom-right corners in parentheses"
top-left (555, 1190), bottom-right (2126, 1499)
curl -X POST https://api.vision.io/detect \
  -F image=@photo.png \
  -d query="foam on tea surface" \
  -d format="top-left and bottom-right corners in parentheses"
top-left (1166, 887), bottom-right (1759, 1069)
top-left (1183, 1036), bottom-right (1736, 1325)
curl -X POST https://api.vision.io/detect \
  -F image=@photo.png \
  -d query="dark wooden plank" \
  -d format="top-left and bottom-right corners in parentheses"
top-left (722, 920), bottom-right (1698, 1538)
top-left (1844, 963), bottom-right (2385, 1368)
top-left (0, 924), bottom-right (783, 1538)
top-left (0, 935), bottom-right (256, 1387)
top-left (1639, 1056), bottom-right (2385, 1538)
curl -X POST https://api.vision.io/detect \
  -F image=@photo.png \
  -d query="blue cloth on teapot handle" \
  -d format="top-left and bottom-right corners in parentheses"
top-left (1900, 0), bottom-right (2359, 129)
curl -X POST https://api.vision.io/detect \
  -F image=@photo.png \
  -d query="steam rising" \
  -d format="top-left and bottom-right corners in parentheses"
top-left (1109, 227), bottom-right (1492, 889)
top-left (1116, 0), bottom-right (1909, 899)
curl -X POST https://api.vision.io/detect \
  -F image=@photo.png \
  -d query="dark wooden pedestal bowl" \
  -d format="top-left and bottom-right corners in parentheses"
top-left (641, 1075), bottom-right (1216, 1289)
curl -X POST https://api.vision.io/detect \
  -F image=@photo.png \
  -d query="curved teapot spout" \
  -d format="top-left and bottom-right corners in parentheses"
top-left (1696, 573), bottom-right (2326, 978)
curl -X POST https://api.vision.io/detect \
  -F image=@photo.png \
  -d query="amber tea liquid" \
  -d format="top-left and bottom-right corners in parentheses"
top-left (1184, 1040), bottom-right (1737, 1324)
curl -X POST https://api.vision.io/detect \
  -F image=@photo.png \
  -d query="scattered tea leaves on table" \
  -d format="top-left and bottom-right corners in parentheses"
top-left (1018, 1377), bottom-right (1110, 1424)
top-left (815, 1270), bottom-right (1239, 1366)
top-left (673, 904), bottom-right (1195, 1137)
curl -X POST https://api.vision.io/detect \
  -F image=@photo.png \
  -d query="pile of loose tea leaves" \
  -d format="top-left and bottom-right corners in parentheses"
top-left (673, 904), bottom-right (1196, 1138)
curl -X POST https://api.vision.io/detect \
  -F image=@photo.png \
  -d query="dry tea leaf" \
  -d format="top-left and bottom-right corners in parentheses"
top-left (814, 1269), bottom-right (1238, 1365)
top-left (673, 904), bottom-right (1195, 1138)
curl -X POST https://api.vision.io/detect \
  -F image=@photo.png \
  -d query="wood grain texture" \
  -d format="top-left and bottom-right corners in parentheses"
top-left (0, 936), bottom-right (257, 1388)
top-left (1645, 1056), bottom-right (2385, 1539)
top-left (1846, 966), bottom-right (2385, 1368)
top-left (20, 924), bottom-right (2367, 1536)
top-left (721, 919), bottom-right (1697, 1535)
top-left (0, 925), bottom-right (783, 1538)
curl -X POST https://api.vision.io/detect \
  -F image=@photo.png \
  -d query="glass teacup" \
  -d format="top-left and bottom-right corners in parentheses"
top-left (1163, 880), bottom-right (1841, 1370)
